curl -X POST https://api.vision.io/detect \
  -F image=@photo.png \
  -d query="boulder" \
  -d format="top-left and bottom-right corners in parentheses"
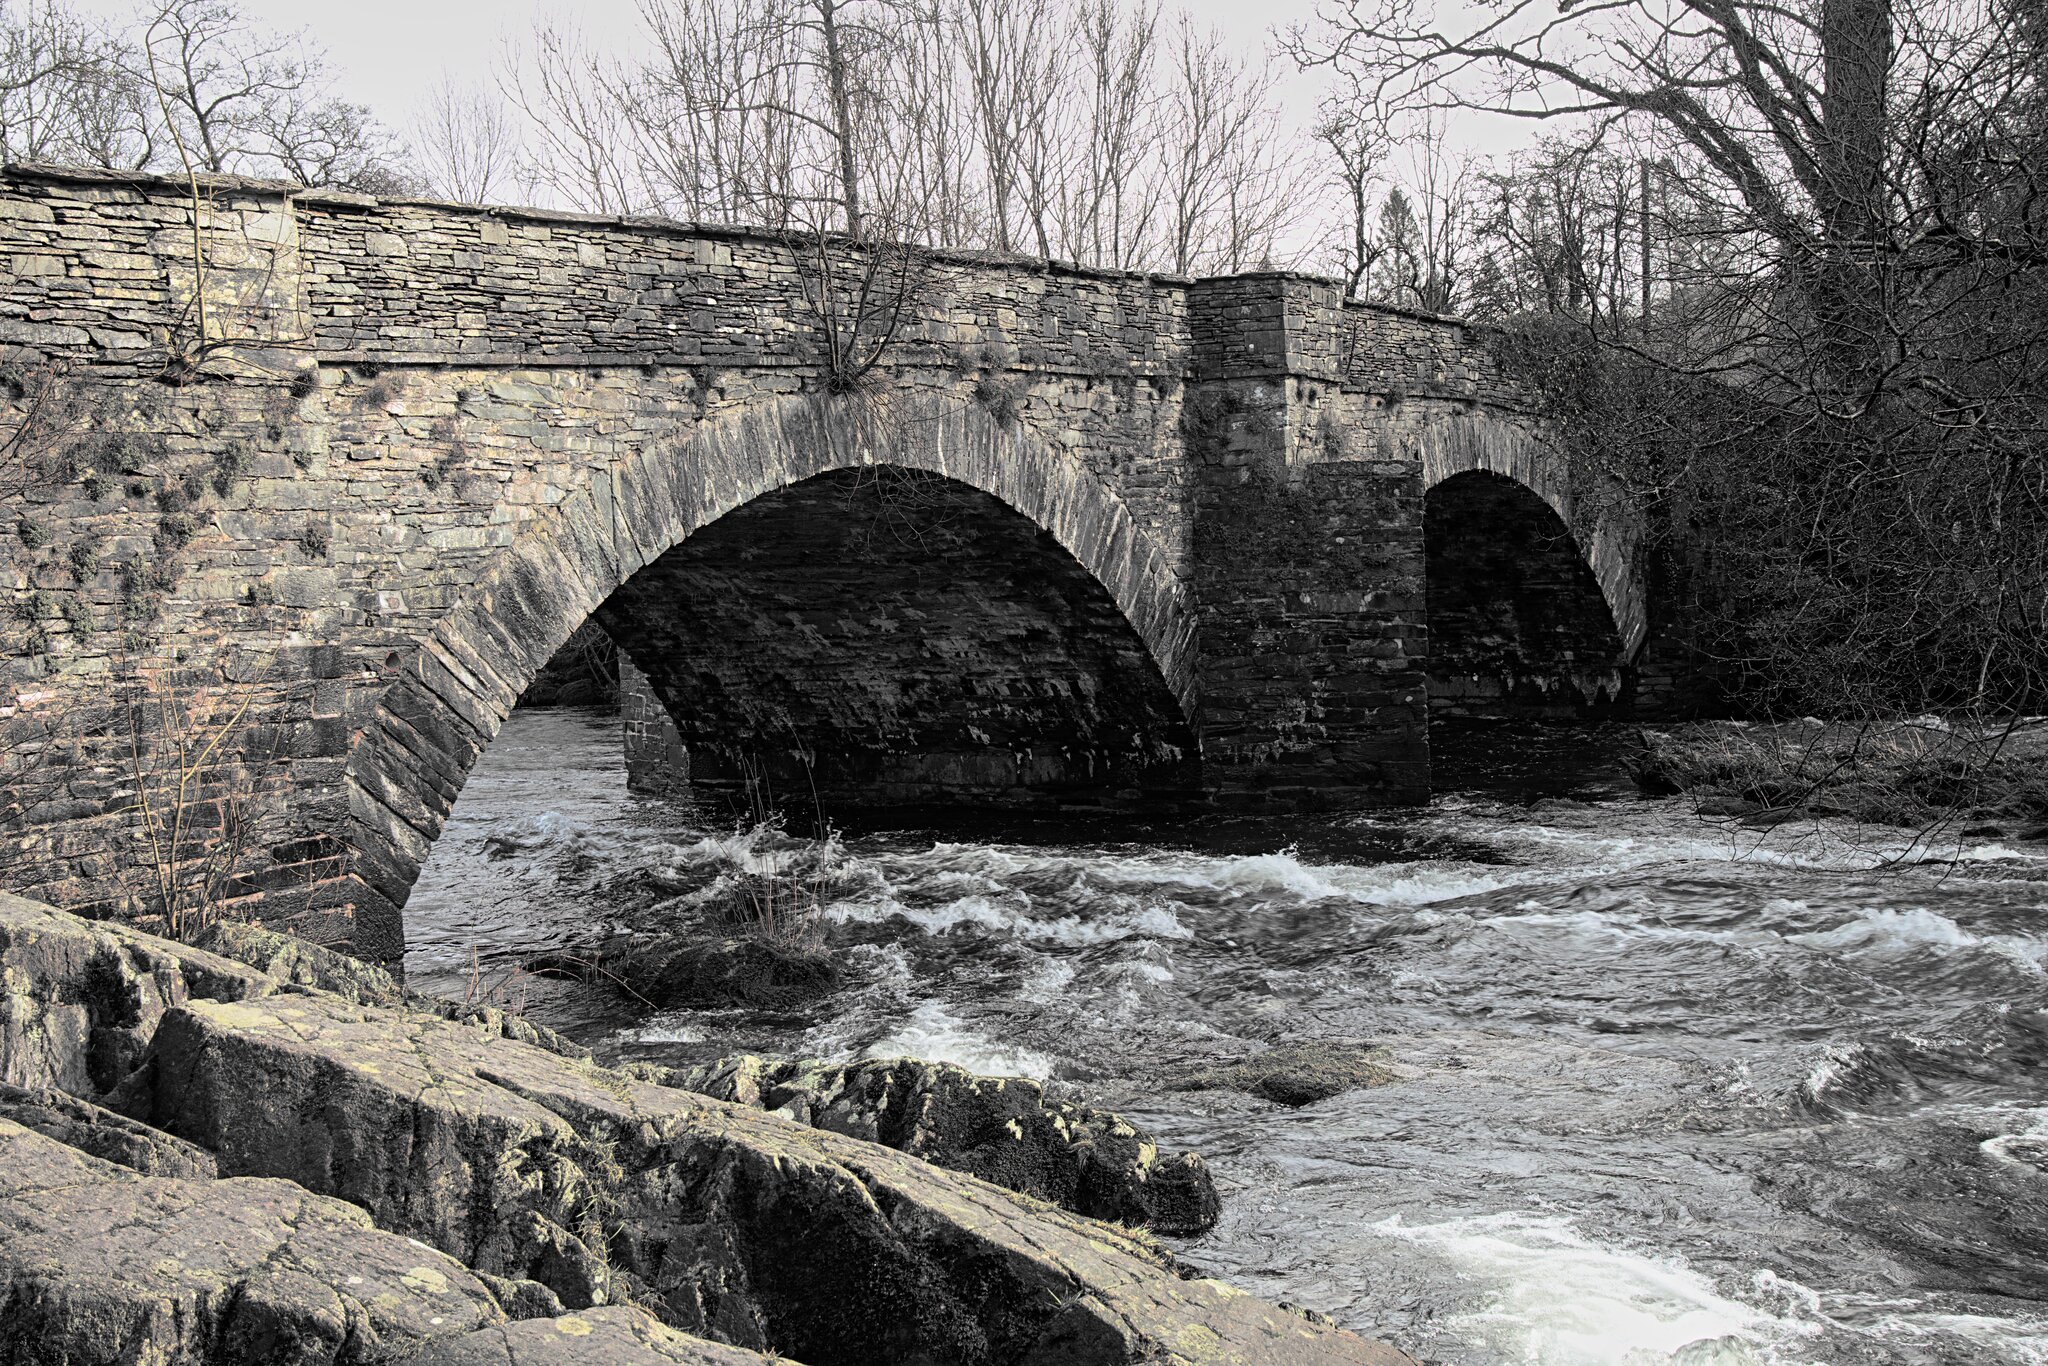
top-left (0, 1080), bottom-right (217, 1177)
top-left (0, 890), bottom-right (274, 1096)
top-left (191, 918), bottom-right (405, 1006)
top-left (185, 919), bottom-right (595, 1059)
top-left (414, 996), bottom-right (594, 1061)
top-left (0, 1118), bottom-right (508, 1364)
top-left (139, 991), bottom-right (1410, 1366)
top-left (400, 1307), bottom-right (780, 1365)
top-left (673, 1054), bottom-right (1221, 1235)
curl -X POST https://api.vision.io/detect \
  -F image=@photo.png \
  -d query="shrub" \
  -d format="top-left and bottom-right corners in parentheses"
top-left (210, 442), bottom-right (249, 497)
top-left (67, 535), bottom-right (102, 581)
top-left (153, 511), bottom-right (197, 555)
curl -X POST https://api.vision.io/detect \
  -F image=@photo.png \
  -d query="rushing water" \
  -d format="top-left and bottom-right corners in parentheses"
top-left (407, 707), bottom-right (2048, 1366)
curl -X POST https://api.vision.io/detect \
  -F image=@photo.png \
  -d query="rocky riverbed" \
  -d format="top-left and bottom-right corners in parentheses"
top-left (403, 710), bottom-right (2048, 1365)
top-left (0, 891), bottom-right (1408, 1366)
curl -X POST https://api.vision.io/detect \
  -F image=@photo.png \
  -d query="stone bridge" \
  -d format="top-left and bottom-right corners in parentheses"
top-left (0, 165), bottom-right (1662, 962)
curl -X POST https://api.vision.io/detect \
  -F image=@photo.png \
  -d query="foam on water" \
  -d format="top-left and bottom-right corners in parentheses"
top-left (1370, 1212), bottom-right (1807, 1365)
top-left (1432, 797), bottom-right (2041, 878)
top-left (1790, 906), bottom-right (2046, 972)
top-left (850, 1000), bottom-right (1055, 1080)
top-left (828, 888), bottom-right (1195, 946)
top-left (1102, 846), bottom-right (1534, 907)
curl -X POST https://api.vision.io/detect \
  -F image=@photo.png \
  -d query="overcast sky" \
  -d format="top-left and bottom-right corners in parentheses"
top-left (70, 0), bottom-right (1335, 134)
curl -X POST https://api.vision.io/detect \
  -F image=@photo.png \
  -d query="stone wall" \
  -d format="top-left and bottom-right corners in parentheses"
top-left (620, 657), bottom-right (690, 796)
top-left (0, 164), bottom-right (1667, 961)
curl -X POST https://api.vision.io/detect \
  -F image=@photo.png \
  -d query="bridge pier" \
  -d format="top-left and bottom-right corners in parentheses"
top-left (1184, 279), bottom-right (1432, 807)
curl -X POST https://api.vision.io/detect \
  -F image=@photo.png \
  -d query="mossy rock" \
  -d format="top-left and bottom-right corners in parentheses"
top-left (674, 1054), bottom-right (1222, 1235)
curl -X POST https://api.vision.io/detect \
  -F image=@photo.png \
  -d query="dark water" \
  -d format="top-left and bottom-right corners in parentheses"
top-left (407, 708), bottom-right (2048, 1366)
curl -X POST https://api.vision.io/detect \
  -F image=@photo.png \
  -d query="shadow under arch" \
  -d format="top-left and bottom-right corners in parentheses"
top-left (1424, 468), bottom-right (1632, 719)
top-left (1415, 410), bottom-right (1648, 660)
top-left (337, 392), bottom-right (1197, 963)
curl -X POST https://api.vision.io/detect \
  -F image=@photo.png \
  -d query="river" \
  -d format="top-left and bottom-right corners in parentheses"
top-left (405, 706), bottom-right (2048, 1366)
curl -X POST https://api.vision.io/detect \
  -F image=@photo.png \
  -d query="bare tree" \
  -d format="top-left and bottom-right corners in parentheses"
top-left (501, 16), bottom-right (648, 214)
top-left (414, 77), bottom-right (521, 204)
top-left (1316, 112), bottom-right (1382, 294)
top-left (1295, 0), bottom-right (2048, 716)
top-left (136, 0), bottom-right (407, 190)
top-left (1158, 20), bottom-right (1289, 275)
top-left (261, 92), bottom-right (412, 193)
top-left (956, 0), bottom-right (1060, 253)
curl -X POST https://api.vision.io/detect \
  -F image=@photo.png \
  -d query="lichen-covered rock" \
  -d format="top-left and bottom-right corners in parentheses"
top-left (674, 1054), bottom-right (1220, 1234)
top-left (0, 1080), bottom-right (217, 1177)
top-left (0, 1118), bottom-right (510, 1364)
top-left (190, 918), bottom-right (405, 1006)
top-left (140, 991), bottom-right (1409, 1366)
top-left (0, 890), bottom-right (274, 1096)
top-left (400, 1307), bottom-right (779, 1365)
top-left (415, 996), bottom-right (593, 1061)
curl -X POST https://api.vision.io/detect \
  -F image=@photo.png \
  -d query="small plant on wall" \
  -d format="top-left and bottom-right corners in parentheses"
top-left (786, 222), bottom-right (940, 397)
top-left (121, 664), bottom-right (289, 940)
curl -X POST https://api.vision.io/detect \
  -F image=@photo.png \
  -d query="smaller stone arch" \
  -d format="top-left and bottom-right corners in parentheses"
top-left (335, 390), bottom-right (1196, 962)
top-left (1414, 410), bottom-right (1648, 660)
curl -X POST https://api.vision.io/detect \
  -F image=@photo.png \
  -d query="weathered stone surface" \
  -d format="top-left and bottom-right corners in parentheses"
top-left (0, 1118), bottom-right (510, 1364)
top-left (416, 996), bottom-right (594, 1061)
top-left (0, 1079), bottom-right (217, 1176)
top-left (191, 917), bottom-right (405, 1005)
top-left (0, 890), bottom-right (274, 1096)
top-left (400, 1307), bottom-right (779, 1366)
top-left (139, 989), bottom-right (1410, 1365)
top-left (674, 1054), bottom-right (1221, 1235)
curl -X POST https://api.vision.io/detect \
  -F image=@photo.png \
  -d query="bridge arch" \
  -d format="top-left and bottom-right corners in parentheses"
top-left (1415, 410), bottom-right (1648, 659)
top-left (337, 392), bottom-right (1196, 962)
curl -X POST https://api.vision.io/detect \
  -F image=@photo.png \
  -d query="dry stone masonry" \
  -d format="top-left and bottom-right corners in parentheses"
top-left (0, 164), bottom-right (1663, 962)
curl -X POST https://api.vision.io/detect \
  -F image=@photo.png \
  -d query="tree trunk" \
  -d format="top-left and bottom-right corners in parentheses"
top-left (816, 0), bottom-right (863, 233)
top-left (1815, 0), bottom-right (1894, 406)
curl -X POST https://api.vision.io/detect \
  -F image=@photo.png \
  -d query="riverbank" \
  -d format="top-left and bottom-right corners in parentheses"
top-left (1626, 717), bottom-right (2048, 838)
top-left (0, 891), bottom-right (1408, 1366)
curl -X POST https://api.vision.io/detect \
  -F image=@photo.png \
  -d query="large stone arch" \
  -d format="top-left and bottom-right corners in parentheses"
top-left (337, 391), bottom-right (1195, 962)
top-left (1414, 410), bottom-right (1648, 659)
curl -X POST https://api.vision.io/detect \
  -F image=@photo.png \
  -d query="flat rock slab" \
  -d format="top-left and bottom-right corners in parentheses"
top-left (145, 992), bottom-right (1411, 1366)
top-left (401, 1307), bottom-right (781, 1365)
top-left (0, 1118), bottom-right (506, 1364)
